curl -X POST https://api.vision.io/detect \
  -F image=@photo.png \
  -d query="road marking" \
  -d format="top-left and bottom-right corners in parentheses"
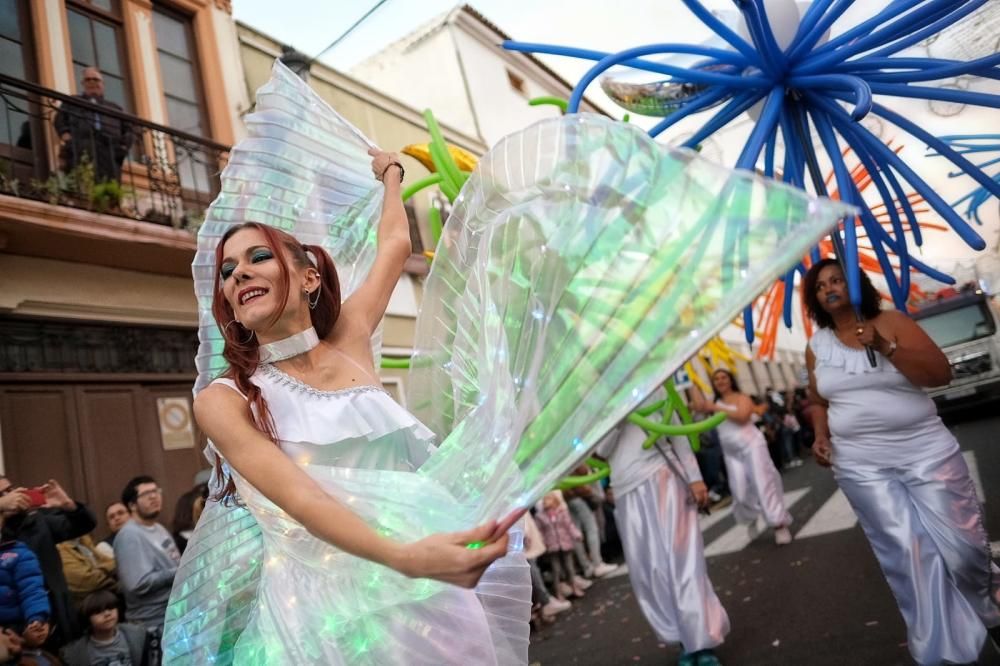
top-left (963, 451), bottom-right (985, 504)
top-left (795, 489), bottom-right (858, 539)
top-left (704, 488), bottom-right (810, 557)
top-left (698, 504), bottom-right (733, 531)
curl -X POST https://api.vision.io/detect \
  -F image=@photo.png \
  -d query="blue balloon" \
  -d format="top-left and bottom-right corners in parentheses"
top-left (504, 0), bottom-right (1000, 342)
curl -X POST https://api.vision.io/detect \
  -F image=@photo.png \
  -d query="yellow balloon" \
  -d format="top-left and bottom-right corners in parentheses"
top-left (402, 143), bottom-right (479, 173)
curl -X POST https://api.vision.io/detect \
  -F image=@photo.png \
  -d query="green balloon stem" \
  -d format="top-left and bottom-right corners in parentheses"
top-left (528, 96), bottom-right (569, 113)
top-left (402, 173), bottom-right (443, 202)
top-left (429, 205), bottom-right (443, 245)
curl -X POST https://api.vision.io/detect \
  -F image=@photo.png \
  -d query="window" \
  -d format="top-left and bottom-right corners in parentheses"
top-left (506, 70), bottom-right (527, 96)
top-left (66, 1), bottom-right (131, 110)
top-left (152, 7), bottom-right (211, 193)
top-left (0, 0), bottom-right (35, 158)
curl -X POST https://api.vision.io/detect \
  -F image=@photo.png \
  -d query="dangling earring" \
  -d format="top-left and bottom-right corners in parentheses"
top-left (306, 282), bottom-right (322, 310)
top-left (223, 319), bottom-right (255, 344)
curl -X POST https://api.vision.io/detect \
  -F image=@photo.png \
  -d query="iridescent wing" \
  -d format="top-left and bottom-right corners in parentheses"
top-left (408, 114), bottom-right (853, 524)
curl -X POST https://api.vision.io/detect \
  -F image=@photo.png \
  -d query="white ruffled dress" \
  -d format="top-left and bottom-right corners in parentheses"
top-left (163, 363), bottom-right (530, 665)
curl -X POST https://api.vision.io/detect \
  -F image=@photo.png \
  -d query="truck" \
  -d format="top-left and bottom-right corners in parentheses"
top-left (912, 286), bottom-right (1000, 411)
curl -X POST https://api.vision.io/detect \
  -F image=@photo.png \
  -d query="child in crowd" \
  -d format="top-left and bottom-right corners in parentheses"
top-left (523, 512), bottom-right (571, 625)
top-left (0, 513), bottom-right (51, 663)
top-left (61, 590), bottom-right (150, 666)
top-left (534, 491), bottom-right (586, 601)
top-left (563, 464), bottom-right (617, 580)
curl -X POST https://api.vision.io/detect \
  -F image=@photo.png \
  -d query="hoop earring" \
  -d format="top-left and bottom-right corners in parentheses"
top-left (223, 319), bottom-right (255, 345)
top-left (307, 283), bottom-right (322, 310)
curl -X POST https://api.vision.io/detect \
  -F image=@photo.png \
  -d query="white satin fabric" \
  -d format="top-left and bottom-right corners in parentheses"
top-left (599, 411), bottom-right (729, 651)
top-left (173, 366), bottom-right (530, 664)
top-left (812, 328), bottom-right (1000, 665)
top-left (715, 407), bottom-right (791, 527)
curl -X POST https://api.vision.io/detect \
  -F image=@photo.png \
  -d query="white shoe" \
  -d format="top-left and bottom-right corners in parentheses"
top-left (774, 526), bottom-right (793, 545)
top-left (593, 562), bottom-right (618, 577)
top-left (557, 582), bottom-right (573, 598)
top-left (573, 575), bottom-right (593, 590)
top-left (746, 522), bottom-right (762, 541)
top-left (541, 597), bottom-right (572, 618)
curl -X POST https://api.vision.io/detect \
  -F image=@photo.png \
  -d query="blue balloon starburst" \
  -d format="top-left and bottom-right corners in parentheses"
top-left (506, 0), bottom-right (1000, 341)
top-left (933, 133), bottom-right (1000, 225)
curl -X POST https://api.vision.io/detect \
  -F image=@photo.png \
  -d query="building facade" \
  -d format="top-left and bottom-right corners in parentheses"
top-left (351, 4), bottom-right (608, 147)
top-left (0, 0), bottom-right (247, 524)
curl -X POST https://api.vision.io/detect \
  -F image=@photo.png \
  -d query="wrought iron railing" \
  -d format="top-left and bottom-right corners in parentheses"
top-left (0, 73), bottom-right (229, 230)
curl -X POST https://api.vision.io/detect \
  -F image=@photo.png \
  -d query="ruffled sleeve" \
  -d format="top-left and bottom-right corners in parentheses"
top-left (809, 327), bottom-right (897, 376)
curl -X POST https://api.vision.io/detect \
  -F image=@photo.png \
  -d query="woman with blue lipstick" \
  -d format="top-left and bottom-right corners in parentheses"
top-left (803, 258), bottom-right (1000, 665)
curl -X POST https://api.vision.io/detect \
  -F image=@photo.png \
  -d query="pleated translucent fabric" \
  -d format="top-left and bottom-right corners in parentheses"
top-left (167, 60), bottom-right (852, 664)
top-left (407, 112), bottom-right (854, 525)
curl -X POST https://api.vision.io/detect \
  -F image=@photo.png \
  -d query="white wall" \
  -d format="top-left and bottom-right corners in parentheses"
top-left (351, 27), bottom-right (478, 139)
top-left (450, 27), bottom-right (564, 145)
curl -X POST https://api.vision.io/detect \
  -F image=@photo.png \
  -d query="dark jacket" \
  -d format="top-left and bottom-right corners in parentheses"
top-left (60, 622), bottom-right (151, 666)
top-left (0, 540), bottom-right (50, 629)
top-left (10, 503), bottom-right (97, 644)
top-left (53, 94), bottom-right (133, 182)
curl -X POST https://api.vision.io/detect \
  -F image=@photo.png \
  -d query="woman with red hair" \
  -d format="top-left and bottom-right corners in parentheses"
top-left (165, 149), bottom-right (521, 664)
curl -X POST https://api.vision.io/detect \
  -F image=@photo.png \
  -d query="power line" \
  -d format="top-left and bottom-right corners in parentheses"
top-left (309, 0), bottom-right (391, 65)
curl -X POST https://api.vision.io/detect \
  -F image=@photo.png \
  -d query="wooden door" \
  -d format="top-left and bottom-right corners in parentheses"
top-left (0, 382), bottom-right (206, 531)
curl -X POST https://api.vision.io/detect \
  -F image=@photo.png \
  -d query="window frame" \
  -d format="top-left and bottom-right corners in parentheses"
top-left (65, 0), bottom-right (134, 112)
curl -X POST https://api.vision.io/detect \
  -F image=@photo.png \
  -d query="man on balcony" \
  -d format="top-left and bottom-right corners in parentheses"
top-left (54, 67), bottom-right (133, 185)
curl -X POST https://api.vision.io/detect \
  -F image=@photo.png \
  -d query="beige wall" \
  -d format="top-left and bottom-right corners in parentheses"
top-left (0, 255), bottom-right (197, 326)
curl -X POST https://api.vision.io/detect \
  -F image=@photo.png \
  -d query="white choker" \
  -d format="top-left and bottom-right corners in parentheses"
top-left (259, 327), bottom-right (320, 363)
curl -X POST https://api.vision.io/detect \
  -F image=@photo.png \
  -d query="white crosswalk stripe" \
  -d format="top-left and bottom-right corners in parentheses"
top-left (795, 489), bottom-right (857, 539)
top-left (703, 488), bottom-right (810, 557)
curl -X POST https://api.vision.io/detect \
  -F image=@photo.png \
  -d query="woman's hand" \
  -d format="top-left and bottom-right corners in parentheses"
top-left (392, 521), bottom-right (510, 589)
top-left (689, 481), bottom-right (709, 508)
top-left (368, 147), bottom-right (402, 183)
top-left (813, 434), bottom-right (833, 468)
top-left (855, 320), bottom-right (891, 356)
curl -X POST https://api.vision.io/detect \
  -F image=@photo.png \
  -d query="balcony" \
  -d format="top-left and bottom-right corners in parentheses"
top-left (0, 74), bottom-right (230, 275)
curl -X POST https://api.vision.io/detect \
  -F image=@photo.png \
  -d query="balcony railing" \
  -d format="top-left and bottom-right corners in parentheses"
top-left (0, 73), bottom-right (229, 230)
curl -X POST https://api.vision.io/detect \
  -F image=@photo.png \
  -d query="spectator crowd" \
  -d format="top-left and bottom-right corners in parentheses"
top-left (0, 472), bottom-right (208, 665)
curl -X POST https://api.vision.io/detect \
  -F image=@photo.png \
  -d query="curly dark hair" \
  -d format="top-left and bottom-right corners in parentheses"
top-left (802, 258), bottom-right (881, 329)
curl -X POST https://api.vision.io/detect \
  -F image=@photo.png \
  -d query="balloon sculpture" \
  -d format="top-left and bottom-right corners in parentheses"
top-left (505, 0), bottom-right (1000, 342)
top-left (933, 134), bottom-right (1000, 224)
top-left (751, 141), bottom-right (946, 357)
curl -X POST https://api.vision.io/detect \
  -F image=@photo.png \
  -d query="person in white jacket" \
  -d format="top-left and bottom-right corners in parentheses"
top-left (596, 390), bottom-right (730, 666)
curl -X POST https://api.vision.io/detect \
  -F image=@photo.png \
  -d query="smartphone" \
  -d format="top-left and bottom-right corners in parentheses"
top-left (24, 487), bottom-right (46, 508)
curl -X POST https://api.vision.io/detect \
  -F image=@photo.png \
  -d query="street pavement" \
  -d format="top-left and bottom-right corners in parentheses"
top-left (528, 411), bottom-right (1000, 666)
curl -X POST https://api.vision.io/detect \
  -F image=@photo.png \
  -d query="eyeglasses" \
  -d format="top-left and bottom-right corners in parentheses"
top-left (137, 488), bottom-right (162, 500)
top-left (83, 77), bottom-right (102, 83)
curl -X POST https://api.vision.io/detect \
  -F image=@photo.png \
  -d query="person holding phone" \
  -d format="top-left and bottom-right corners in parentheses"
top-left (0, 477), bottom-right (97, 647)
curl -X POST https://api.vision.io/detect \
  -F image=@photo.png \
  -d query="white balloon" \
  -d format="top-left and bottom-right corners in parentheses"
top-left (741, 0), bottom-right (801, 121)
